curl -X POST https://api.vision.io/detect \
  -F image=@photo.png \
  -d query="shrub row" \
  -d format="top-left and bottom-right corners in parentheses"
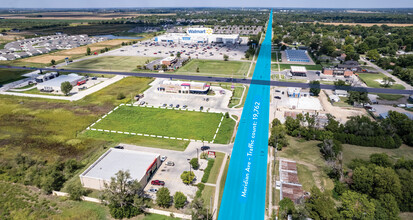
top-left (201, 159), bottom-right (215, 183)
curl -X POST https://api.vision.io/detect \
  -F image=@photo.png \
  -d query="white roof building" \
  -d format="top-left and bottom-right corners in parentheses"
top-left (36, 73), bottom-right (84, 93)
top-left (80, 148), bottom-right (161, 190)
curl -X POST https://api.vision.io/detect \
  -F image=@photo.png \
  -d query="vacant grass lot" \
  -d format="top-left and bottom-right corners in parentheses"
top-left (342, 144), bottom-right (413, 167)
top-left (67, 56), bottom-right (158, 72)
top-left (271, 64), bottom-right (322, 71)
top-left (0, 68), bottom-right (31, 84)
top-left (177, 59), bottom-right (250, 78)
top-left (91, 106), bottom-right (234, 143)
top-left (207, 152), bottom-right (225, 184)
top-left (77, 77), bottom-right (153, 107)
top-left (376, 93), bottom-right (405, 101)
top-left (201, 185), bottom-right (215, 211)
top-left (357, 72), bottom-right (405, 89)
top-left (277, 137), bottom-right (334, 192)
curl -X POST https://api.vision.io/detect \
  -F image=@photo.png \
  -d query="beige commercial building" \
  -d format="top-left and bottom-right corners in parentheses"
top-left (79, 148), bottom-right (161, 190)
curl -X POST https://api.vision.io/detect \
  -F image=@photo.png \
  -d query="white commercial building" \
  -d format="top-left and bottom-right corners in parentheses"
top-left (36, 73), bottom-right (84, 92)
top-left (80, 148), bottom-right (161, 190)
top-left (154, 28), bottom-right (240, 44)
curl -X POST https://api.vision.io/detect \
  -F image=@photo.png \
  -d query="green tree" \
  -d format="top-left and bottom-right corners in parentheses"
top-left (396, 169), bottom-right (413, 212)
top-left (176, 52), bottom-right (181, 58)
top-left (181, 171), bottom-right (195, 184)
top-left (116, 93), bottom-right (125, 100)
top-left (190, 158), bottom-right (199, 170)
top-left (196, 67), bottom-right (200, 72)
top-left (156, 187), bottom-right (171, 208)
top-left (366, 49), bottom-right (380, 61)
top-left (60, 81), bottom-right (73, 96)
top-left (50, 59), bottom-right (56, 65)
top-left (334, 80), bottom-right (347, 87)
top-left (279, 198), bottom-right (295, 219)
top-left (339, 190), bottom-right (376, 220)
top-left (66, 182), bottom-right (86, 201)
top-left (376, 194), bottom-right (400, 220)
top-left (309, 80), bottom-right (321, 96)
top-left (101, 170), bottom-right (144, 219)
top-left (191, 197), bottom-right (211, 220)
top-left (174, 191), bottom-right (187, 209)
top-left (86, 47), bottom-right (91, 55)
top-left (373, 166), bottom-right (402, 199)
top-left (352, 165), bottom-right (374, 195)
top-left (223, 54), bottom-right (229, 61)
top-left (161, 64), bottom-right (168, 71)
top-left (369, 153), bottom-right (392, 168)
top-left (305, 187), bottom-right (338, 220)
top-left (381, 77), bottom-right (395, 87)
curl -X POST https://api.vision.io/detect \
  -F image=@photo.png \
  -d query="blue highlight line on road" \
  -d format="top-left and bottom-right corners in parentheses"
top-left (218, 10), bottom-right (273, 220)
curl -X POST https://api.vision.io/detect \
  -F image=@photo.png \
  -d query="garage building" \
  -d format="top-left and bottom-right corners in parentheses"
top-left (80, 148), bottom-right (161, 190)
top-left (36, 73), bottom-right (84, 92)
top-left (290, 66), bottom-right (307, 77)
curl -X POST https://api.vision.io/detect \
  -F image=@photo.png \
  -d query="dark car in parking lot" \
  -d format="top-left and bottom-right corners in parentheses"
top-left (151, 180), bottom-right (165, 186)
top-left (201, 146), bottom-right (210, 151)
top-left (274, 96), bottom-right (282, 99)
top-left (114, 146), bottom-right (124, 149)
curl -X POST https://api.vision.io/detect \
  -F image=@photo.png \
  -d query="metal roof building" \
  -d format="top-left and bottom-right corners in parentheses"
top-left (36, 73), bottom-right (84, 93)
top-left (80, 148), bottom-right (161, 190)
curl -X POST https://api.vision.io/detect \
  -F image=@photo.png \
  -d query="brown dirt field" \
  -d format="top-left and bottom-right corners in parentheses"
top-left (59, 46), bottom-right (106, 55)
top-left (93, 39), bottom-right (133, 46)
top-left (24, 55), bottom-right (69, 64)
top-left (317, 22), bottom-right (413, 27)
top-left (0, 12), bottom-right (176, 20)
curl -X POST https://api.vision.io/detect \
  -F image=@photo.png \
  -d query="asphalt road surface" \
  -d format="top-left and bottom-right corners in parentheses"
top-left (218, 10), bottom-right (272, 220)
top-left (1, 65), bottom-right (412, 95)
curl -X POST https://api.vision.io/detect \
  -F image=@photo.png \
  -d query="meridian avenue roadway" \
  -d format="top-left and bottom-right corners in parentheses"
top-left (218, 10), bottom-right (272, 220)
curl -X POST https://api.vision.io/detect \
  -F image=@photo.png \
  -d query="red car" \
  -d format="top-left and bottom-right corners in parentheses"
top-left (151, 180), bottom-right (165, 186)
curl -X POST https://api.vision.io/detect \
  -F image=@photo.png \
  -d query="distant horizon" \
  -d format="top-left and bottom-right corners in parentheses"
top-left (1, 0), bottom-right (413, 9)
top-left (1, 7), bottom-right (413, 9)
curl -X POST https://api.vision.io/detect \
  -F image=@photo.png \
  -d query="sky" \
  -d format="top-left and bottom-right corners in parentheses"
top-left (2, 0), bottom-right (413, 9)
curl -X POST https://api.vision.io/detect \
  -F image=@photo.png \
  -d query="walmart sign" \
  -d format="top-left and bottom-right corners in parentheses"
top-left (187, 28), bottom-right (213, 35)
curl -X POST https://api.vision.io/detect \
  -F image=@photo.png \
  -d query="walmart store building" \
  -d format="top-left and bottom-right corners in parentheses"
top-left (154, 28), bottom-right (240, 44)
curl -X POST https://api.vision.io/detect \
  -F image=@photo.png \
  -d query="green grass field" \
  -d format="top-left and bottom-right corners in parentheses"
top-left (342, 144), bottom-right (413, 167)
top-left (0, 68), bottom-right (31, 85)
top-left (357, 72), bottom-right (405, 89)
top-left (201, 185), bottom-right (215, 211)
top-left (177, 59), bottom-right (250, 78)
top-left (217, 156), bottom-right (229, 215)
top-left (207, 152), bottom-right (225, 184)
top-left (67, 56), bottom-right (158, 72)
top-left (271, 64), bottom-right (322, 71)
top-left (376, 93), bottom-right (405, 101)
top-left (90, 105), bottom-right (234, 143)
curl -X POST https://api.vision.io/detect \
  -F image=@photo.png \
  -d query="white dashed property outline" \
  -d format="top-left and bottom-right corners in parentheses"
top-left (86, 103), bottom-right (226, 143)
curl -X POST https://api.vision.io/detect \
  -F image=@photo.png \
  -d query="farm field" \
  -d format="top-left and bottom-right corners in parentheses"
top-left (0, 12), bottom-right (176, 20)
top-left (357, 72), bottom-right (406, 89)
top-left (271, 63), bottom-right (323, 71)
top-left (67, 56), bottom-right (158, 72)
top-left (89, 105), bottom-right (234, 143)
top-left (177, 59), bottom-right (250, 78)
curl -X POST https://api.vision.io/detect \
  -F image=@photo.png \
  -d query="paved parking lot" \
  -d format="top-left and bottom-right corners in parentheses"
top-left (119, 142), bottom-right (232, 201)
top-left (138, 78), bottom-right (234, 113)
top-left (106, 38), bottom-right (249, 61)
